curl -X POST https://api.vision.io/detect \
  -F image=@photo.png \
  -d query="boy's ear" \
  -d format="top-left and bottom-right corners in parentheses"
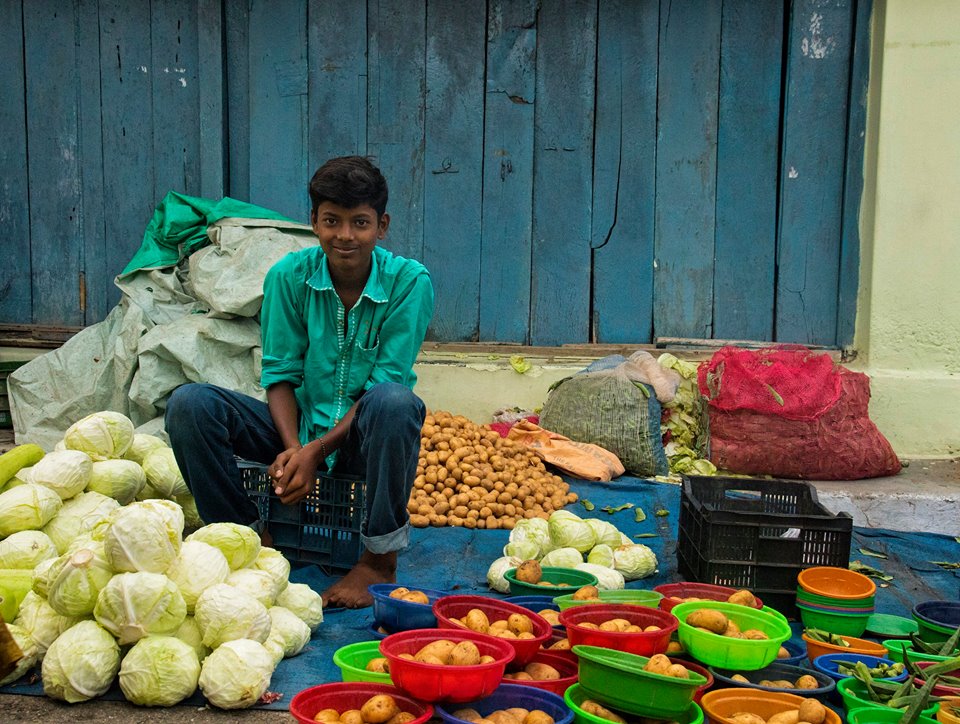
top-left (378, 212), bottom-right (390, 239)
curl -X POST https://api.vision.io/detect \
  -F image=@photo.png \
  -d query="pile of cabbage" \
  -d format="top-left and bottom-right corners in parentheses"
top-left (0, 410), bottom-right (323, 709)
top-left (486, 510), bottom-right (658, 593)
top-left (657, 353), bottom-right (716, 476)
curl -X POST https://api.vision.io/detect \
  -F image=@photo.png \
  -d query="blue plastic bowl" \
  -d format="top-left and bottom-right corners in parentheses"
top-left (811, 653), bottom-right (908, 684)
top-left (435, 683), bottom-right (573, 724)
top-left (913, 600), bottom-right (960, 643)
top-left (777, 638), bottom-right (808, 666)
top-left (709, 661), bottom-right (835, 699)
top-left (369, 583), bottom-right (448, 632)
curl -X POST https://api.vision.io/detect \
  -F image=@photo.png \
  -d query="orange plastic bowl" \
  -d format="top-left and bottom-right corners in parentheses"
top-left (700, 688), bottom-right (842, 724)
top-left (290, 682), bottom-right (434, 724)
top-left (798, 566), bottom-right (877, 600)
top-left (801, 631), bottom-right (888, 661)
top-left (433, 594), bottom-right (552, 666)
top-left (380, 628), bottom-right (516, 703)
top-left (558, 603), bottom-right (678, 657)
top-left (654, 582), bottom-right (764, 613)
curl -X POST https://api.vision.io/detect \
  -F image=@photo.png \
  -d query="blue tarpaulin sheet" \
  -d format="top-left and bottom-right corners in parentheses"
top-left (3, 476), bottom-right (958, 711)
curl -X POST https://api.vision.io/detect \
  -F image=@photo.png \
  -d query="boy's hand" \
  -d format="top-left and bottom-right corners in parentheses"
top-left (269, 443), bottom-right (324, 505)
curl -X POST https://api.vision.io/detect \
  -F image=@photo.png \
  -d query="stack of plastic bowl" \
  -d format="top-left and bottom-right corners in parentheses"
top-left (796, 566), bottom-right (877, 636)
top-left (912, 600), bottom-right (960, 643)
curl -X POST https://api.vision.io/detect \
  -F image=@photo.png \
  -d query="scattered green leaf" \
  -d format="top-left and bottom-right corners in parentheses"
top-left (765, 383), bottom-right (784, 406)
top-left (634, 507), bottom-right (646, 523)
top-left (931, 561), bottom-right (960, 570)
top-left (580, 499), bottom-right (595, 512)
top-left (633, 533), bottom-right (658, 538)
top-left (655, 509), bottom-right (670, 517)
top-left (858, 547), bottom-right (888, 559)
top-left (509, 355), bottom-right (532, 374)
top-left (850, 560), bottom-right (894, 582)
top-left (600, 503), bottom-right (634, 514)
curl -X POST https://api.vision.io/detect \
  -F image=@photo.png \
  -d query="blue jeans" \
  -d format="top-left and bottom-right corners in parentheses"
top-left (164, 382), bottom-right (425, 554)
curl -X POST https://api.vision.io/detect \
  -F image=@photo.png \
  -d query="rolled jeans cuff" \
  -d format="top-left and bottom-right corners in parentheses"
top-left (248, 518), bottom-right (267, 535)
top-left (362, 522), bottom-right (410, 555)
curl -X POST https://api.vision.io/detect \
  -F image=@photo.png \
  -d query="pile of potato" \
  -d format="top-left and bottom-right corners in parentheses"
top-left (728, 698), bottom-right (827, 724)
top-left (449, 608), bottom-right (539, 640)
top-left (400, 638), bottom-right (495, 667)
top-left (684, 609), bottom-right (769, 640)
top-left (642, 654), bottom-right (689, 679)
top-left (452, 705), bottom-right (555, 724)
top-left (665, 589), bottom-right (758, 608)
top-left (388, 587), bottom-right (429, 604)
top-left (313, 694), bottom-right (417, 724)
top-left (578, 700), bottom-right (675, 724)
top-left (729, 673), bottom-right (820, 690)
top-left (503, 660), bottom-right (563, 681)
top-left (408, 412), bottom-right (579, 529)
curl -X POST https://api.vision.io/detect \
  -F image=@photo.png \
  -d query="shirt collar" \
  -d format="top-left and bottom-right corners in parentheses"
top-left (306, 248), bottom-right (388, 303)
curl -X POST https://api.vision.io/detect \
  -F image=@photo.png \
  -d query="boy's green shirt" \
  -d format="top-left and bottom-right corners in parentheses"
top-left (260, 245), bottom-right (434, 447)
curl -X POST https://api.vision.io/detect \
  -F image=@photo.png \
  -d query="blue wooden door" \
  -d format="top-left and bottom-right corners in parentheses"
top-left (0, 0), bottom-right (870, 349)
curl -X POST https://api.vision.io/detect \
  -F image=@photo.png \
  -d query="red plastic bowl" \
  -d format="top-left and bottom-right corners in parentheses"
top-left (379, 628), bottom-right (516, 703)
top-left (557, 603), bottom-right (678, 657)
top-left (655, 582), bottom-right (764, 613)
top-left (501, 650), bottom-right (578, 696)
top-left (434, 594), bottom-right (552, 666)
top-left (915, 660), bottom-right (960, 697)
top-left (290, 682), bottom-right (434, 724)
top-left (672, 656), bottom-right (713, 704)
top-left (540, 630), bottom-right (577, 663)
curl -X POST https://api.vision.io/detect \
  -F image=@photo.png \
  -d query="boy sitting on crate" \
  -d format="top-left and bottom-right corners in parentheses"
top-left (166, 156), bottom-right (435, 609)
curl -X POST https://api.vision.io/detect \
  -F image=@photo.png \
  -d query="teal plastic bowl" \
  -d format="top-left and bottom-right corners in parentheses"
top-left (504, 567), bottom-right (598, 597)
top-left (553, 588), bottom-right (663, 611)
top-left (798, 603), bottom-right (870, 637)
top-left (847, 706), bottom-right (939, 723)
top-left (836, 677), bottom-right (940, 719)
top-left (565, 682), bottom-right (703, 724)
top-left (670, 600), bottom-right (792, 670)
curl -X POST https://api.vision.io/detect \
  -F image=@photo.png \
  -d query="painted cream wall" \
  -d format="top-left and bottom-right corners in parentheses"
top-left (849, 0), bottom-right (960, 456)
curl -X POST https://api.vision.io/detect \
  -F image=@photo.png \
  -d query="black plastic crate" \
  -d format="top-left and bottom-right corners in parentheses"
top-left (239, 461), bottom-right (365, 573)
top-left (677, 475), bottom-right (853, 616)
top-left (0, 360), bottom-right (29, 429)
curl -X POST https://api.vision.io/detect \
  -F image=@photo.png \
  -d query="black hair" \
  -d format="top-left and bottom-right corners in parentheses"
top-left (308, 156), bottom-right (388, 219)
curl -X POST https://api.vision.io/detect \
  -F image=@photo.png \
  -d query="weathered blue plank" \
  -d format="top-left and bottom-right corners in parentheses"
top-left (591, 0), bottom-right (659, 344)
top-left (423, 0), bottom-right (485, 342)
top-left (653, 0), bottom-right (722, 341)
top-left (836, 0), bottom-right (871, 347)
top-left (776, 0), bottom-right (854, 345)
top-left (478, 0), bottom-right (538, 343)
top-left (367, 0), bottom-right (426, 263)
top-left (76, 0), bottom-right (108, 324)
top-left (0, 2), bottom-right (31, 324)
top-left (23, 1), bottom-right (84, 326)
top-left (198, 0), bottom-right (225, 200)
top-left (224, 0), bottom-right (250, 202)
top-left (530, 0), bottom-right (597, 345)
top-left (713, 0), bottom-right (784, 342)
top-left (151, 0), bottom-right (201, 203)
top-left (248, 0), bottom-right (308, 220)
top-left (98, 0), bottom-right (157, 285)
top-left (307, 0), bottom-right (367, 172)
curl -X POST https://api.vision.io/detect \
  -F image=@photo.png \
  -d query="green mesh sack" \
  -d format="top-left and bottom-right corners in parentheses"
top-left (540, 368), bottom-right (669, 477)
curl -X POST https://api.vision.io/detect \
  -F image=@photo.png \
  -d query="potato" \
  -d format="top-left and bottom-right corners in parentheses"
top-left (771, 679), bottom-right (795, 689)
top-left (578, 622), bottom-right (599, 630)
top-left (642, 625), bottom-right (661, 633)
top-left (665, 664), bottom-right (690, 679)
top-left (599, 620), bottom-right (623, 632)
top-left (506, 708), bottom-right (530, 723)
top-left (416, 639), bottom-right (457, 662)
top-left (776, 646), bottom-right (791, 659)
top-left (685, 609), bottom-right (728, 634)
top-left (464, 608), bottom-right (491, 633)
top-left (448, 640), bottom-right (482, 666)
top-left (524, 662), bottom-right (561, 680)
top-left (492, 629), bottom-right (518, 639)
top-left (365, 657), bottom-right (390, 673)
top-left (401, 591), bottom-right (429, 604)
top-left (537, 609), bottom-right (560, 626)
top-left (398, 653), bottom-right (415, 661)
top-left (666, 640), bottom-right (685, 655)
top-left (727, 589), bottom-right (758, 608)
top-left (766, 711), bottom-right (800, 724)
top-left (547, 638), bottom-right (570, 650)
top-left (360, 695), bottom-right (401, 724)
top-left (386, 714), bottom-right (416, 724)
top-left (416, 653), bottom-right (446, 666)
top-left (503, 671), bottom-right (534, 680)
top-left (729, 715), bottom-right (767, 724)
top-left (579, 700), bottom-right (626, 724)
top-left (341, 709), bottom-right (365, 724)
top-left (479, 655), bottom-right (496, 664)
top-left (315, 709), bottom-right (342, 723)
top-left (624, 625), bottom-right (643, 633)
top-left (795, 674), bottom-right (819, 690)
top-left (798, 699), bottom-right (827, 724)
top-left (515, 560), bottom-right (542, 584)
top-left (452, 709), bottom-right (482, 722)
top-left (388, 587), bottom-right (410, 599)
top-left (524, 711), bottom-right (555, 724)
top-left (731, 674), bottom-right (750, 683)
top-left (741, 629), bottom-right (769, 640)
top-left (508, 613), bottom-right (534, 635)
top-left (517, 632), bottom-right (536, 640)
top-left (572, 585), bottom-right (600, 600)
top-left (643, 654), bottom-right (672, 675)
top-left (723, 619), bottom-right (742, 637)
top-left (486, 711), bottom-right (521, 724)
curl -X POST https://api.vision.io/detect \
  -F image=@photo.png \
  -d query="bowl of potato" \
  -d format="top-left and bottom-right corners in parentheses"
top-left (289, 682), bottom-right (435, 724)
top-left (505, 561), bottom-right (598, 596)
top-left (501, 650), bottom-right (578, 696)
top-left (558, 603), bottom-right (679, 657)
top-left (699, 688), bottom-right (840, 724)
top-left (670, 601), bottom-right (792, 670)
top-left (708, 661), bottom-right (835, 699)
top-left (434, 594), bottom-right (553, 666)
top-left (572, 644), bottom-right (707, 720)
top-left (552, 587), bottom-right (663, 611)
top-left (370, 584), bottom-right (449, 632)
top-left (334, 641), bottom-right (394, 685)
top-left (654, 582), bottom-right (764, 614)
top-left (564, 682), bottom-right (704, 724)
top-left (435, 682), bottom-right (573, 724)
top-left (379, 628), bottom-right (516, 703)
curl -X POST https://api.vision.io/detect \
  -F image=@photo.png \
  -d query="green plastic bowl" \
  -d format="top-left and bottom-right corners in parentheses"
top-left (572, 644), bottom-right (706, 720)
top-left (504, 567), bottom-right (598, 597)
top-left (882, 639), bottom-right (958, 664)
top-left (333, 641), bottom-right (392, 684)
top-left (553, 589), bottom-right (663, 611)
top-left (564, 682), bottom-right (703, 724)
top-left (865, 613), bottom-right (919, 640)
top-left (798, 603), bottom-right (870, 637)
top-left (847, 706), bottom-right (939, 723)
top-left (670, 601), bottom-right (792, 671)
top-left (836, 677), bottom-right (940, 718)
top-left (796, 585), bottom-right (876, 608)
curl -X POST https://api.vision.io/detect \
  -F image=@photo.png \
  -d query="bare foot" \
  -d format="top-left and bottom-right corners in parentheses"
top-left (321, 550), bottom-right (397, 609)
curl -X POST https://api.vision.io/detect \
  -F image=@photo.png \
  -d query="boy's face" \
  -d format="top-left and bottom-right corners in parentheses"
top-left (311, 201), bottom-right (389, 279)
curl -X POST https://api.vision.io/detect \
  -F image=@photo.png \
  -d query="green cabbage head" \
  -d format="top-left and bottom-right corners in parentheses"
top-left (198, 638), bottom-right (275, 710)
top-left (165, 540), bottom-right (230, 613)
top-left (140, 447), bottom-right (189, 498)
top-left (43, 490), bottom-right (119, 554)
top-left (613, 543), bottom-right (659, 580)
top-left (586, 543), bottom-right (615, 568)
top-left (0, 530), bottom-right (58, 569)
top-left (94, 571), bottom-right (187, 645)
top-left (86, 459), bottom-right (147, 505)
top-left (101, 503), bottom-right (181, 573)
top-left (547, 511), bottom-right (596, 553)
top-left (539, 546), bottom-right (583, 569)
top-left (41, 620), bottom-right (120, 703)
top-left (63, 410), bottom-right (135, 461)
top-left (47, 544), bottom-right (115, 617)
top-left (264, 605), bottom-right (310, 661)
top-left (123, 433), bottom-right (168, 465)
top-left (119, 635), bottom-right (201, 706)
top-left (486, 555), bottom-right (521, 594)
top-left (274, 582), bottom-right (324, 632)
top-left (0, 483), bottom-right (62, 537)
top-left (194, 583), bottom-right (271, 648)
top-left (186, 522), bottom-right (261, 570)
top-left (575, 562), bottom-right (625, 590)
top-left (29, 450), bottom-right (93, 500)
